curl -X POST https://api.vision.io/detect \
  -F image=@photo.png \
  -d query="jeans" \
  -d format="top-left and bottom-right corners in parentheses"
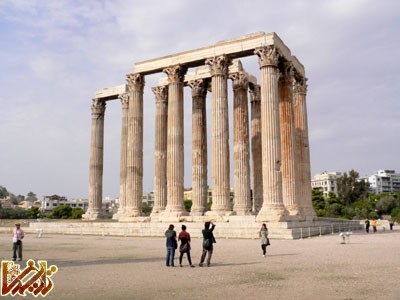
top-left (261, 244), bottom-right (267, 255)
top-left (199, 246), bottom-right (213, 266)
top-left (166, 247), bottom-right (175, 266)
top-left (12, 242), bottom-right (23, 261)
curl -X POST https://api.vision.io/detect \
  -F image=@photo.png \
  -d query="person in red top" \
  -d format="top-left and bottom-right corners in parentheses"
top-left (178, 225), bottom-right (195, 268)
top-left (12, 223), bottom-right (25, 261)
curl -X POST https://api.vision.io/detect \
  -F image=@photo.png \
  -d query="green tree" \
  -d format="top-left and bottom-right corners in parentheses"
top-left (0, 186), bottom-right (8, 198)
top-left (51, 205), bottom-right (72, 219)
top-left (71, 208), bottom-right (84, 219)
top-left (184, 200), bottom-right (192, 212)
top-left (27, 207), bottom-right (40, 219)
top-left (337, 170), bottom-right (369, 206)
top-left (312, 189), bottom-right (326, 216)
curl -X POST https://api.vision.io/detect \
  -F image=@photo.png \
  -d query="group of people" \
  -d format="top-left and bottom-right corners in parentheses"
top-left (165, 222), bottom-right (270, 267)
top-left (364, 219), bottom-right (395, 233)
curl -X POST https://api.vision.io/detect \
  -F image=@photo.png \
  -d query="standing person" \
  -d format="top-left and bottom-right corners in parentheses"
top-left (199, 221), bottom-right (216, 267)
top-left (389, 219), bottom-right (394, 230)
top-left (365, 219), bottom-right (370, 233)
top-left (371, 219), bottom-right (377, 233)
top-left (178, 225), bottom-right (195, 268)
top-left (12, 223), bottom-right (25, 261)
top-left (259, 223), bottom-right (269, 257)
top-left (165, 224), bottom-right (177, 267)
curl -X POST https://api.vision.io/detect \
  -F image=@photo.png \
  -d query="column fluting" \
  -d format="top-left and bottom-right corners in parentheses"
top-left (113, 93), bottom-right (129, 219)
top-left (84, 98), bottom-right (106, 220)
top-left (124, 73), bottom-right (144, 217)
top-left (188, 79), bottom-right (208, 216)
top-left (206, 55), bottom-right (233, 215)
top-left (230, 69), bottom-right (252, 215)
top-left (249, 84), bottom-right (263, 213)
top-left (294, 78), bottom-right (317, 220)
top-left (279, 62), bottom-right (300, 218)
top-left (163, 65), bottom-right (188, 215)
top-left (254, 46), bottom-right (288, 221)
top-left (151, 85), bottom-right (168, 215)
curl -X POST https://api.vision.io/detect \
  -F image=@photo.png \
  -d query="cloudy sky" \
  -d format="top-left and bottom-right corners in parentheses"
top-left (1, 0), bottom-right (399, 200)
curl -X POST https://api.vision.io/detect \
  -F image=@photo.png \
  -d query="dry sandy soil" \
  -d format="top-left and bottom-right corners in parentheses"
top-left (1, 227), bottom-right (399, 300)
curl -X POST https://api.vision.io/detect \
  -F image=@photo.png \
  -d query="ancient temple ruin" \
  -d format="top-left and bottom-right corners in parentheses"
top-left (83, 32), bottom-right (316, 223)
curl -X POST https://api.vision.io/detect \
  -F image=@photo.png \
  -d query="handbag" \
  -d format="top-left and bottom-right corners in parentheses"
top-left (266, 238), bottom-right (271, 246)
top-left (179, 243), bottom-right (189, 253)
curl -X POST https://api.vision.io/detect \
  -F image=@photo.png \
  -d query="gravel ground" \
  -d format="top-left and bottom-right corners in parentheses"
top-left (1, 227), bottom-right (399, 300)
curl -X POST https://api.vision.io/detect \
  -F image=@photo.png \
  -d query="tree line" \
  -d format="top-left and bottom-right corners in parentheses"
top-left (0, 186), bottom-right (83, 219)
top-left (312, 170), bottom-right (400, 222)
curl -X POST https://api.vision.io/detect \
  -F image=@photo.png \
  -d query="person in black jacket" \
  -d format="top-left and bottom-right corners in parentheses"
top-left (199, 221), bottom-right (216, 267)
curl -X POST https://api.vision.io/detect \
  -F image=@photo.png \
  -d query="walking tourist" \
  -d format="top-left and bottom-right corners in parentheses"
top-left (365, 219), bottom-right (370, 233)
top-left (389, 219), bottom-right (394, 230)
top-left (12, 223), bottom-right (25, 261)
top-left (259, 223), bottom-right (269, 257)
top-left (165, 224), bottom-right (177, 267)
top-left (199, 221), bottom-right (216, 267)
top-left (178, 225), bottom-right (195, 268)
top-left (371, 219), bottom-right (377, 233)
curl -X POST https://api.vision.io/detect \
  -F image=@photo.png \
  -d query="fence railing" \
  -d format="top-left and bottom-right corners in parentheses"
top-left (294, 222), bottom-right (363, 239)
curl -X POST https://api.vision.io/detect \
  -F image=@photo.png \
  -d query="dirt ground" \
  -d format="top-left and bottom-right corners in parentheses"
top-left (1, 227), bottom-right (399, 300)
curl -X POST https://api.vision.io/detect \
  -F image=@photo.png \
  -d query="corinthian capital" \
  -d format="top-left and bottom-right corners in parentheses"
top-left (293, 78), bottom-right (308, 95)
top-left (152, 86), bottom-right (168, 103)
top-left (91, 98), bottom-right (106, 117)
top-left (163, 64), bottom-right (187, 84)
top-left (119, 93), bottom-right (129, 109)
top-left (249, 84), bottom-right (261, 103)
top-left (254, 46), bottom-right (280, 68)
top-left (126, 73), bottom-right (145, 91)
top-left (279, 61), bottom-right (294, 84)
top-left (229, 71), bottom-right (249, 91)
top-left (188, 79), bottom-right (208, 98)
top-left (205, 55), bottom-right (231, 77)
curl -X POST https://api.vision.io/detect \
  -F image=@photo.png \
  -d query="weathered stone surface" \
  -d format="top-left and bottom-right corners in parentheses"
top-left (163, 65), bottom-right (188, 217)
top-left (230, 66), bottom-right (252, 215)
top-left (83, 99), bottom-right (107, 220)
top-left (133, 32), bottom-right (305, 77)
top-left (255, 46), bottom-right (288, 222)
top-left (188, 79), bottom-right (208, 216)
top-left (279, 62), bottom-right (300, 218)
top-left (151, 86), bottom-right (168, 215)
top-left (206, 55), bottom-right (233, 216)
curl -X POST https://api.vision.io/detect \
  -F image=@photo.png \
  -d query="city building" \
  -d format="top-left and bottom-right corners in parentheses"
top-left (367, 170), bottom-right (400, 194)
top-left (41, 195), bottom-right (89, 213)
top-left (311, 172), bottom-right (342, 198)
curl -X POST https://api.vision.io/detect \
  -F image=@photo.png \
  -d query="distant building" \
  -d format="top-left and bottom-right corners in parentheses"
top-left (367, 170), bottom-right (400, 194)
top-left (41, 195), bottom-right (89, 213)
top-left (311, 172), bottom-right (342, 198)
top-left (142, 192), bottom-right (154, 209)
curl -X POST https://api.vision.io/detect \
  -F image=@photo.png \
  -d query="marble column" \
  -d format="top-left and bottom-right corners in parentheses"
top-left (279, 62), bottom-right (300, 218)
top-left (254, 46), bottom-right (288, 222)
top-left (206, 55), bottom-right (233, 216)
top-left (124, 73), bottom-right (144, 218)
top-left (151, 85), bottom-right (168, 215)
top-left (230, 69), bottom-right (252, 215)
top-left (163, 64), bottom-right (188, 216)
top-left (249, 84), bottom-right (263, 213)
top-left (294, 78), bottom-right (317, 220)
top-left (113, 93), bottom-right (129, 220)
top-left (84, 98), bottom-right (107, 220)
top-left (188, 79), bottom-right (208, 216)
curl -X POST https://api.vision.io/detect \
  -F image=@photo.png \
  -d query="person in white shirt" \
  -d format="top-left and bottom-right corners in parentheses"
top-left (12, 223), bottom-right (25, 261)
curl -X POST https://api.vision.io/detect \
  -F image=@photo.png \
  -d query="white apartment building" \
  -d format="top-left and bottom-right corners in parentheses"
top-left (368, 170), bottom-right (400, 194)
top-left (311, 172), bottom-right (342, 198)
